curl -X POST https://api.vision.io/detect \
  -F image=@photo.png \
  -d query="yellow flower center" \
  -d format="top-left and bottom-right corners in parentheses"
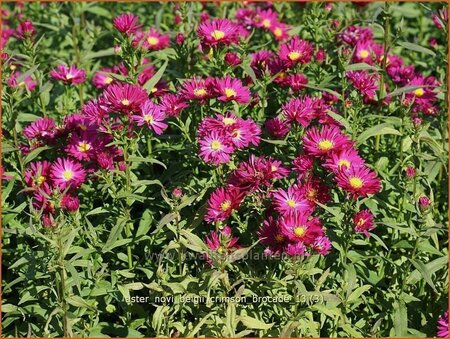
top-left (147, 36), bottom-right (159, 46)
top-left (77, 142), bottom-right (91, 153)
top-left (271, 165), bottom-right (277, 172)
top-left (104, 77), bottom-right (113, 84)
top-left (211, 30), bottom-right (225, 40)
top-left (318, 139), bottom-right (334, 151)
top-left (151, 87), bottom-right (158, 94)
top-left (359, 49), bottom-right (370, 58)
top-left (10, 65), bottom-right (17, 71)
top-left (349, 177), bottom-right (363, 189)
top-left (194, 88), bottom-right (207, 97)
top-left (414, 88), bottom-right (424, 97)
top-left (262, 19), bottom-right (271, 28)
top-left (294, 226), bottom-right (306, 238)
top-left (144, 114), bottom-right (154, 123)
top-left (217, 246), bottom-right (225, 254)
top-left (232, 129), bottom-right (241, 138)
top-left (222, 117), bottom-right (235, 125)
top-left (66, 74), bottom-right (74, 80)
top-left (286, 199), bottom-right (296, 208)
top-left (220, 200), bottom-right (231, 211)
top-left (121, 99), bottom-right (130, 106)
top-left (273, 27), bottom-right (282, 37)
top-left (357, 218), bottom-right (366, 227)
top-left (338, 159), bottom-right (351, 169)
top-left (288, 51), bottom-right (301, 61)
top-left (307, 189), bottom-right (316, 200)
top-left (37, 175), bottom-right (46, 186)
top-left (275, 234), bottom-right (284, 242)
top-left (224, 88), bottom-right (236, 98)
top-left (62, 170), bottom-right (74, 181)
top-left (210, 140), bottom-right (222, 151)
top-left (78, 124), bottom-right (87, 131)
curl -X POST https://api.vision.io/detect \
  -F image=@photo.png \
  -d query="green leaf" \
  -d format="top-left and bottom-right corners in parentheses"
top-left (66, 295), bottom-right (96, 310)
top-left (409, 258), bottom-right (438, 293)
top-left (238, 315), bottom-right (274, 330)
top-left (143, 60), bottom-right (168, 94)
top-left (392, 300), bottom-right (408, 336)
top-left (81, 47), bottom-right (115, 62)
top-left (357, 123), bottom-right (401, 144)
top-left (23, 146), bottom-right (51, 164)
top-left (345, 62), bottom-right (381, 72)
top-left (397, 41), bottom-right (436, 57)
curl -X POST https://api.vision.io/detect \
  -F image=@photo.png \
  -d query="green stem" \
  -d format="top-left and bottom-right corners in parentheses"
top-left (57, 230), bottom-right (69, 337)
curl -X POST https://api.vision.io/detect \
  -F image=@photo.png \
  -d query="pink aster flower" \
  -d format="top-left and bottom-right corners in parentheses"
top-left (132, 100), bottom-right (167, 135)
top-left (346, 71), bottom-right (379, 101)
top-left (204, 187), bottom-right (244, 223)
top-left (180, 77), bottom-right (212, 101)
top-left (224, 52), bottom-right (242, 67)
top-left (323, 148), bottom-right (365, 173)
top-left (253, 8), bottom-right (278, 30)
top-left (160, 93), bottom-right (188, 117)
top-left (102, 83), bottom-right (148, 113)
top-left (353, 40), bottom-right (374, 64)
top-left (272, 185), bottom-right (311, 215)
top-left (228, 155), bottom-right (289, 193)
top-left (92, 67), bottom-right (116, 89)
top-left (339, 26), bottom-right (373, 46)
top-left (279, 212), bottom-right (323, 245)
top-left (60, 194), bottom-right (80, 212)
top-left (271, 22), bottom-right (290, 41)
top-left (265, 117), bottom-right (291, 139)
top-left (335, 165), bottom-right (381, 199)
top-left (292, 154), bottom-right (315, 179)
top-left (213, 76), bottom-right (251, 104)
top-left (312, 236), bottom-right (332, 255)
top-left (50, 158), bottom-right (86, 190)
top-left (285, 73), bottom-right (308, 91)
top-left (282, 97), bottom-right (315, 127)
top-left (65, 131), bottom-right (99, 161)
top-left (279, 36), bottom-right (314, 67)
top-left (7, 71), bottom-right (36, 91)
top-left (353, 209), bottom-right (375, 237)
top-left (298, 178), bottom-right (331, 205)
top-left (50, 64), bottom-right (86, 85)
top-left (405, 76), bottom-right (439, 107)
top-left (285, 242), bottom-right (309, 257)
top-left (24, 160), bottom-right (51, 189)
top-left (204, 227), bottom-right (240, 264)
top-left (419, 196), bottom-right (431, 210)
top-left (113, 13), bottom-right (142, 35)
top-left (229, 119), bottom-right (261, 148)
top-left (140, 28), bottom-right (170, 50)
top-left (437, 311), bottom-right (449, 337)
top-left (198, 131), bottom-right (234, 165)
top-left (197, 18), bottom-right (240, 47)
top-left (23, 117), bottom-right (56, 141)
top-left (258, 216), bottom-right (287, 255)
top-left (15, 20), bottom-right (36, 40)
top-left (303, 125), bottom-right (352, 157)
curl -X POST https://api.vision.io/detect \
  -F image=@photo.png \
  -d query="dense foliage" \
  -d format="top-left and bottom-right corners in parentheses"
top-left (1, 2), bottom-right (448, 337)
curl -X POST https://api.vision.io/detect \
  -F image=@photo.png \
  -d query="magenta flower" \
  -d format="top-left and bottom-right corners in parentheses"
top-left (346, 71), bottom-right (379, 101)
top-left (60, 194), bottom-right (80, 212)
top-left (15, 20), bottom-right (36, 39)
top-left (160, 93), bottom-right (188, 117)
top-left (102, 83), bottom-right (148, 113)
top-left (285, 242), bottom-right (309, 257)
top-left (180, 77), bottom-right (211, 101)
top-left (197, 18), bottom-right (239, 47)
top-left (92, 68), bottom-right (116, 89)
top-left (258, 217), bottom-right (286, 255)
top-left (282, 97), bottom-right (315, 127)
top-left (204, 227), bottom-right (240, 264)
top-left (24, 161), bottom-right (51, 189)
top-left (50, 64), bottom-right (86, 85)
top-left (23, 117), bottom-right (56, 141)
top-left (303, 125), bottom-right (352, 157)
top-left (335, 165), bottom-right (381, 199)
top-left (7, 71), bottom-right (36, 91)
top-left (198, 131), bottom-right (234, 165)
top-left (279, 36), bottom-right (314, 67)
top-left (113, 13), bottom-right (142, 35)
top-left (353, 209), bottom-right (375, 237)
top-left (213, 76), bottom-right (251, 104)
top-left (265, 117), bottom-right (291, 138)
top-left (140, 28), bottom-right (170, 50)
top-left (312, 236), bottom-right (332, 255)
top-left (323, 148), bottom-right (365, 173)
top-left (65, 131), bottom-right (99, 161)
top-left (253, 8), bottom-right (278, 30)
top-left (272, 185), bottom-right (311, 215)
top-left (279, 212), bottom-right (323, 244)
top-left (50, 158), bottom-right (86, 190)
top-left (204, 187), bottom-right (244, 223)
top-left (437, 311), bottom-right (449, 337)
top-left (132, 100), bottom-right (168, 135)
